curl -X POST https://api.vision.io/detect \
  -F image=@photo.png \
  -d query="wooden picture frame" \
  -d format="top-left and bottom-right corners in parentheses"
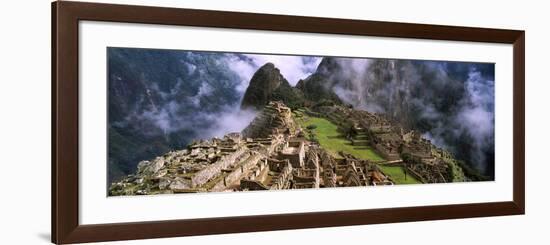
top-left (52, 1), bottom-right (525, 244)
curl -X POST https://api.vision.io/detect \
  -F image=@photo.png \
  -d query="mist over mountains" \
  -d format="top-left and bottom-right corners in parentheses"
top-left (108, 48), bottom-right (494, 183)
top-left (299, 58), bottom-right (495, 177)
top-left (107, 48), bottom-right (319, 182)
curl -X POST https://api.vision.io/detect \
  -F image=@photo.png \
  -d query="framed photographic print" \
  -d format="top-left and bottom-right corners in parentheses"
top-left (52, 1), bottom-right (525, 244)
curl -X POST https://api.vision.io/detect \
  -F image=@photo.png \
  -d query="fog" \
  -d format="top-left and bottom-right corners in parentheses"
top-left (228, 54), bottom-right (321, 91)
top-left (109, 48), bottom-right (495, 179)
top-left (124, 53), bottom-right (321, 144)
top-left (327, 58), bottom-right (495, 175)
top-left (211, 54), bottom-right (320, 138)
top-left (129, 54), bottom-right (494, 175)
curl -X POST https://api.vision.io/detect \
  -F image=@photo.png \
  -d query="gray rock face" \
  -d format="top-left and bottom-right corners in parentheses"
top-left (158, 178), bottom-right (171, 190)
top-left (241, 63), bottom-right (286, 110)
top-left (295, 57), bottom-right (343, 104)
top-left (169, 177), bottom-right (192, 190)
top-left (241, 63), bottom-right (305, 110)
top-left (152, 169), bottom-right (168, 178)
top-left (137, 158), bottom-right (165, 176)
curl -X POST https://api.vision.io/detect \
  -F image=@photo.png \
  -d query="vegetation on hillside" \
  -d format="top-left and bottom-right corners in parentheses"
top-left (294, 111), bottom-right (384, 161)
top-left (377, 165), bottom-right (422, 185)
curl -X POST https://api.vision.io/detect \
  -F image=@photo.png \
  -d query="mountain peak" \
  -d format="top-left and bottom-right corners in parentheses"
top-left (294, 57), bottom-right (343, 104)
top-left (262, 62), bottom-right (276, 69)
top-left (316, 57), bottom-right (341, 76)
top-left (241, 63), bottom-right (289, 110)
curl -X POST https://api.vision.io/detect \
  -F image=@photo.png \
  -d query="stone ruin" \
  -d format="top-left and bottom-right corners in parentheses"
top-left (401, 131), bottom-right (432, 158)
top-left (307, 103), bottom-right (461, 184)
top-left (242, 101), bottom-right (297, 139)
top-left (110, 101), bottom-right (310, 195)
top-left (110, 100), bottom-right (462, 196)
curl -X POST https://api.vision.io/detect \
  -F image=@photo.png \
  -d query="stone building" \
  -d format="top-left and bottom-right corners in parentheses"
top-left (112, 100), bottom-right (464, 196)
top-left (242, 101), bottom-right (297, 139)
top-left (370, 132), bottom-right (402, 160)
top-left (279, 139), bottom-right (305, 168)
top-left (401, 130), bottom-right (433, 160)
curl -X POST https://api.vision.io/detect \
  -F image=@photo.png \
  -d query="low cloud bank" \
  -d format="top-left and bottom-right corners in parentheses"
top-left (327, 58), bottom-right (495, 175)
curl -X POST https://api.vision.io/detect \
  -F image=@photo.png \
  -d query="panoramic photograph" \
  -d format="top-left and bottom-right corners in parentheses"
top-left (107, 47), bottom-right (495, 196)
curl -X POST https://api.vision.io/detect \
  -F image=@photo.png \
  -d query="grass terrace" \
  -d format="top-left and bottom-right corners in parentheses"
top-left (377, 165), bottom-right (422, 185)
top-left (295, 112), bottom-right (384, 162)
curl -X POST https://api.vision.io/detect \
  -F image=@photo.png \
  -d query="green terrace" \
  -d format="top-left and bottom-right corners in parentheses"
top-left (294, 111), bottom-right (384, 162)
top-left (294, 109), bottom-right (424, 185)
top-left (377, 165), bottom-right (422, 185)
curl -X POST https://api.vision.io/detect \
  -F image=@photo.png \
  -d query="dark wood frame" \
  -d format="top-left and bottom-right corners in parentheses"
top-left (52, 1), bottom-right (525, 244)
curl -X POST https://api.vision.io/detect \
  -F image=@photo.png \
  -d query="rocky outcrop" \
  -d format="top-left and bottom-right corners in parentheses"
top-left (241, 63), bottom-right (304, 110)
top-left (241, 63), bottom-right (286, 110)
top-left (137, 158), bottom-right (165, 176)
top-left (295, 58), bottom-right (343, 104)
top-left (241, 101), bottom-right (297, 138)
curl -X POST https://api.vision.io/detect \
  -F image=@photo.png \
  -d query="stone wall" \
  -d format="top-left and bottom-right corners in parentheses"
top-left (269, 163), bottom-right (293, 190)
top-left (191, 147), bottom-right (247, 187)
top-left (242, 101), bottom-right (297, 139)
top-left (374, 143), bottom-right (401, 160)
top-left (210, 153), bottom-right (263, 192)
top-left (279, 152), bottom-right (303, 168)
top-left (293, 168), bottom-right (319, 188)
top-left (323, 169), bottom-right (337, 187)
top-left (267, 158), bottom-right (290, 172)
top-left (240, 179), bottom-right (269, 191)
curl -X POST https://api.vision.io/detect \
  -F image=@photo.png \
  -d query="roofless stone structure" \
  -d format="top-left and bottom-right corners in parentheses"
top-left (110, 97), bottom-right (468, 196)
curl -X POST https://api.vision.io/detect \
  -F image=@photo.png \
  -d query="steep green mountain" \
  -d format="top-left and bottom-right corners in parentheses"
top-left (241, 63), bottom-right (304, 110)
top-left (295, 58), bottom-right (343, 104)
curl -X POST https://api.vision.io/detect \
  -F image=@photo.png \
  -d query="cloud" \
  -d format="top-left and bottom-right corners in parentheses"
top-left (454, 71), bottom-right (495, 171)
top-left (226, 54), bottom-right (321, 88)
top-left (131, 100), bottom-right (257, 141)
top-left (245, 54), bottom-right (321, 85)
top-left (189, 82), bottom-right (213, 106)
top-left (325, 58), bottom-right (495, 175)
top-left (126, 52), bottom-right (322, 150)
top-left (197, 107), bottom-right (258, 139)
top-left (226, 55), bottom-right (259, 94)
